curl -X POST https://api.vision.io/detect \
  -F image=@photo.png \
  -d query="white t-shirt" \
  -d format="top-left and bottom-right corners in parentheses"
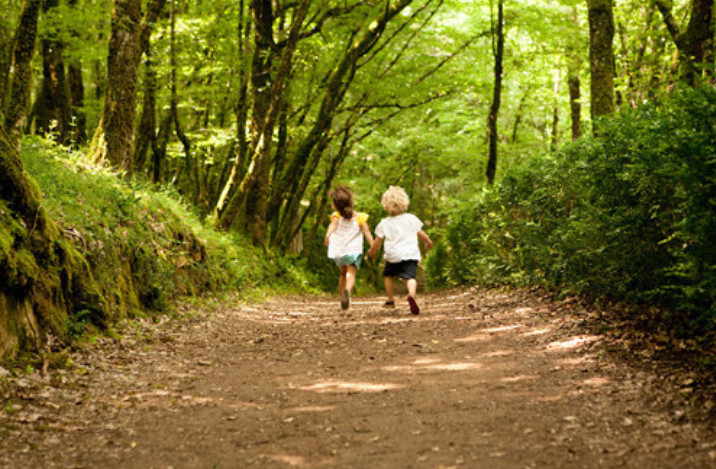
top-left (374, 213), bottom-right (423, 263)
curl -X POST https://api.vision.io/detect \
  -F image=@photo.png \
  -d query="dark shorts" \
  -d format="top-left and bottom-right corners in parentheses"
top-left (383, 260), bottom-right (418, 279)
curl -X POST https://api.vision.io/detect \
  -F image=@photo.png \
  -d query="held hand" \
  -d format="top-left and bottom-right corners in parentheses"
top-left (425, 240), bottom-right (433, 250)
top-left (367, 248), bottom-right (375, 259)
top-left (324, 235), bottom-right (330, 246)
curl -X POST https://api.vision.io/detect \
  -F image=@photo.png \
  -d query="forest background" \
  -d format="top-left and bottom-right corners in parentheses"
top-left (0, 0), bottom-right (714, 365)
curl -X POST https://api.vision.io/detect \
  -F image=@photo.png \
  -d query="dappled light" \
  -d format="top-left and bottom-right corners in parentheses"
top-left (288, 406), bottom-right (335, 413)
top-left (580, 377), bottom-right (611, 387)
top-left (455, 324), bottom-right (522, 343)
top-left (382, 357), bottom-right (483, 374)
top-left (291, 380), bottom-right (403, 394)
top-left (546, 335), bottom-right (600, 351)
top-left (521, 327), bottom-right (552, 337)
top-left (500, 374), bottom-right (538, 383)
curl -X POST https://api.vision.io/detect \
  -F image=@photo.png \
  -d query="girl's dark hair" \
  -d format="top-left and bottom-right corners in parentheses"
top-left (329, 185), bottom-right (354, 219)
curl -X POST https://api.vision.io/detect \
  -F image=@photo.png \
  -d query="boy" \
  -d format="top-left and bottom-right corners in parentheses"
top-left (367, 186), bottom-right (432, 314)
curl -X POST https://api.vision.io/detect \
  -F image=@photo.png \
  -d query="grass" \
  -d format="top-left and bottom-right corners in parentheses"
top-left (19, 136), bottom-right (318, 336)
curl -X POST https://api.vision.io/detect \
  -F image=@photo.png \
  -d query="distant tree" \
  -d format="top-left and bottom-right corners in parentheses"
top-left (655, 0), bottom-right (714, 86)
top-left (485, 0), bottom-right (504, 185)
top-left (587, 0), bottom-right (616, 124)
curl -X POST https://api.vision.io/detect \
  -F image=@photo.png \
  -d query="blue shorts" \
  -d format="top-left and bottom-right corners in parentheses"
top-left (332, 253), bottom-right (363, 268)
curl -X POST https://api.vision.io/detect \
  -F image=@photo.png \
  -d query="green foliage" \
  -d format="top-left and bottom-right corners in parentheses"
top-left (20, 137), bottom-right (315, 336)
top-left (433, 86), bottom-right (716, 337)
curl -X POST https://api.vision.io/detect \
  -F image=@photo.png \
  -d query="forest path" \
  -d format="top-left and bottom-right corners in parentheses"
top-left (2, 288), bottom-right (715, 468)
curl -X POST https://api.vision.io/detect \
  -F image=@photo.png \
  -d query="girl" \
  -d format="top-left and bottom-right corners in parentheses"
top-left (325, 186), bottom-right (374, 310)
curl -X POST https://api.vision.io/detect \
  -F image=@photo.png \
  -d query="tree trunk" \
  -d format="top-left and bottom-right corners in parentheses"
top-left (551, 59), bottom-right (561, 150)
top-left (587, 0), bottom-right (615, 125)
top-left (656, 0), bottom-right (714, 86)
top-left (92, 0), bottom-right (166, 174)
top-left (568, 68), bottom-right (581, 141)
top-left (0, 22), bottom-right (11, 112)
top-left (151, 112), bottom-right (172, 184)
top-left (212, 0), bottom-right (251, 220)
top-left (266, 0), bottom-right (415, 235)
top-left (133, 42), bottom-right (157, 173)
top-left (68, 63), bottom-right (86, 145)
top-left (485, 0), bottom-right (504, 186)
top-left (218, 0), bottom-right (311, 243)
top-left (3, 0), bottom-right (42, 152)
top-left (32, 0), bottom-right (72, 144)
top-left (511, 85), bottom-right (530, 143)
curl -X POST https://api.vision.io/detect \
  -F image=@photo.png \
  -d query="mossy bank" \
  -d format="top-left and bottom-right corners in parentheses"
top-left (1, 137), bottom-right (315, 360)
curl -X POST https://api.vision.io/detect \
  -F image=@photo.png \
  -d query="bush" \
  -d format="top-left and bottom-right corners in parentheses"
top-left (433, 86), bottom-right (716, 337)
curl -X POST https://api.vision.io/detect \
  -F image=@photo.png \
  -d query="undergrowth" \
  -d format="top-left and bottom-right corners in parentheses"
top-left (20, 136), bottom-right (317, 339)
top-left (427, 85), bottom-right (716, 343)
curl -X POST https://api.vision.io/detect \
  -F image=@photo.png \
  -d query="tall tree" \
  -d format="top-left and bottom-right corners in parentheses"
top-left (655, 0), bottom-right (714, 86)
top-left (485, 0), bottom-right (504, 185)
top-left (587, 0), bottom-right (615, 124)
top-left (3, 0), bottom-right (42, 151)
top-left (268, 0), bottom-right (416, 248)
top-left (92, 0), bottom-right (166, 175)
top-left (32, 0), bottom-right (72, 144)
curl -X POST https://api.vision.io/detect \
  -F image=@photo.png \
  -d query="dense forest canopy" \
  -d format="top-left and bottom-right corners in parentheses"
top-left (3, 0), bottom-right (705, 241)
top-left (1, 0), bottom-right (714, 356)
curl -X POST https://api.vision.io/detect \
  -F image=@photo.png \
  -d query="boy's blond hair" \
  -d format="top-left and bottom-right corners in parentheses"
top-left (381, 186), bottom-right (410, 216)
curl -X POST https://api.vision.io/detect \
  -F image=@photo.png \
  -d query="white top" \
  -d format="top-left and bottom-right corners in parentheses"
top-left (327, 212), bottom-right (368, 258)
top-left (374, 213), bottom-right (423, 263)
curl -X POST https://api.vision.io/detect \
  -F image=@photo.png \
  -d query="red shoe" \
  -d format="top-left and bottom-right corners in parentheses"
top-left (407, 295), bottom-right (420, 315)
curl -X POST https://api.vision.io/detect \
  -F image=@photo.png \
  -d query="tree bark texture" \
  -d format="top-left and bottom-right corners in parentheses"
top-left (0, 22), bottom-right (13, 115)
top-left (485, 0), bottom-right (504, 186)
top-left (133, 43), bottom-right (157, 173)
top-left (568, 71), bottom-right (582, 141)
top-left (587, 0), bottom-right (616, 124)
top-left (33, 0), bottom-right (72, 144)
top-left (3, 0), bottom-right (42, 152)
top-left (656, 0), bottom-right (714, 86)
top-left (93, 0), bottom-right (166, 174)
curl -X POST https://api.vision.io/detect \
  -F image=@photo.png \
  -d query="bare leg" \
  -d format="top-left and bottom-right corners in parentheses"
top-left (406, 278), bottom-right (417, 298)
top-left (338, 265), bottom-right (347, 294)
top-left (345, 265), bottom-right (357, 293)
top-left (384, 276), bottom-right (395, 304)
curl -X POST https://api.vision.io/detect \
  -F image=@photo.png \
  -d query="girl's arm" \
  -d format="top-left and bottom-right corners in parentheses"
top-left (367, 236), bottom-right (383, 259)
top-left (360, 222), bottom-right (374, 246)
top-left (417, 230), bottom-right (433, 250)
top-left (325, 218), bottom-right (339, 246)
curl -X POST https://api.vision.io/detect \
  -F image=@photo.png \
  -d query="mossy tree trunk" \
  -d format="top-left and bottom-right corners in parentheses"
top-left (3, 0), bottom-right (42, 152)
top-left (587, 0), bottom-right (616, 125)
top-left (92, 0), bottom-right (166, 175)
top-left (0, 126), bottom-right (108, 359)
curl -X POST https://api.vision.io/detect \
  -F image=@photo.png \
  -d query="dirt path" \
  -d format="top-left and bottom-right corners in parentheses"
top-left (1, 288), bottom-right (715, 468)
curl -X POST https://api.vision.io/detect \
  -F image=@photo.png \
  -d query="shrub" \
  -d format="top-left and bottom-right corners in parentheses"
top-left (433, 86), bottom-right (716, 337)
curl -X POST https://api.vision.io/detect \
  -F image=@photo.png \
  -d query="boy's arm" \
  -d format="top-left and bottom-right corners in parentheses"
top-left (324, 218), bottom-right (339, 246)
top-left (417, 230), bottom-right (433, 250)
top-left (367, 236), bottom-right (383, 259)
top-left (360, 222), bottom-right (375, 246)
